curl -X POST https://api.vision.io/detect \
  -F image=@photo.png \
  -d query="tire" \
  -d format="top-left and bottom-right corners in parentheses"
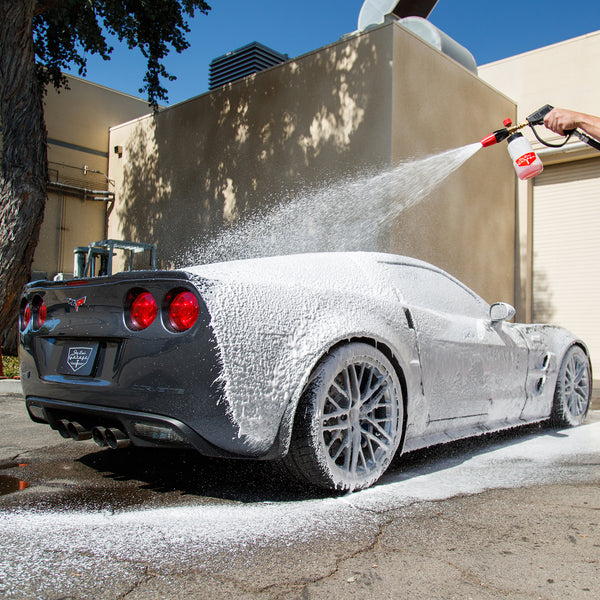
top-left (285, 343), bottom-right (404, 491)
top-left (550, 345), bottom-right (592, 427)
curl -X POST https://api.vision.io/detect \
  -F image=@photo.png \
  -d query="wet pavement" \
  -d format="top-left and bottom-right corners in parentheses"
top-left (1, 390), bottom-right (599, 599)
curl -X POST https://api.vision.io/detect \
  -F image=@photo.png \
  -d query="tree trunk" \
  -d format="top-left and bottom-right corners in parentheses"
top-left (0, 0), bottom-right (48, 354)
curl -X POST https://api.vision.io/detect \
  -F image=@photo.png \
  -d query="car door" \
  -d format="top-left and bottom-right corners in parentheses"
top-left (384, 263), bottom-right (529, 431)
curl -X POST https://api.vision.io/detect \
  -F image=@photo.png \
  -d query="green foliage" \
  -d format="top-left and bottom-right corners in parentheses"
top-left (1, 354), bottom-right (19, 379)
top-left (34, 0), bottom-right (211, 109)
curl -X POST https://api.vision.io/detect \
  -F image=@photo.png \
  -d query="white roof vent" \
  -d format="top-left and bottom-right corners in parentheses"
top-left (358, 0), bottom-right (439, 30)
top-left (398, 16), bottom-right (477, 74)
top-left (357, 2), bottom-right (477, 75)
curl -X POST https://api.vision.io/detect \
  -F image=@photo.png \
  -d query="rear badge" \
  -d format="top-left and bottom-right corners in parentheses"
top-left (58, 342), bottom-right (99, 376)
top-left (67, 347), bottom-right (95, 372)
top-left (67, 296), bottom-right (87, 311)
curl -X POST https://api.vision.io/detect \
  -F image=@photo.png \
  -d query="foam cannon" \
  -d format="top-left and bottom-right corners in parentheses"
top-left (480, 104), bottom-right (600, 180)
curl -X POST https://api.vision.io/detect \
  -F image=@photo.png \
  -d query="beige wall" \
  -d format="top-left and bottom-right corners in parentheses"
top-left (480, 30), bottom-right (600, 321)
top-left (109, 21), bottom-right (516, 305)
top-left (33, 76), bottom-right (150, 278)
top-left (480, 31), bottom-right (600, 133)
top-left (388, 24), bottom-right (516, 301)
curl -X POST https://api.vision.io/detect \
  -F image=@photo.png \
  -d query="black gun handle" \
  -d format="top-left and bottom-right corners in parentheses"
top-left (526, 104), bottom-right (554, 126)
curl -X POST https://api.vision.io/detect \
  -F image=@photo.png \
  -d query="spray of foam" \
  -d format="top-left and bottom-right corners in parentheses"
top-left (184, 142), bottom-right (481, 265)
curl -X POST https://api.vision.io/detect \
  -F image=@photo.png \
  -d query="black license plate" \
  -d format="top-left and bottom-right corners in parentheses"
top-left (57, 343), bottom-right (99, 377)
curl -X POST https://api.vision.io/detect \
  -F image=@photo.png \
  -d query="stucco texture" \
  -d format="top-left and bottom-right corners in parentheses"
top-left (108, 21), bottom-right (516, 306)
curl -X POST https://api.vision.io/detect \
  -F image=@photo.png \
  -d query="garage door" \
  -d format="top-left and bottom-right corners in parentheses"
top-left (533, 157), bottom-right (600, 378)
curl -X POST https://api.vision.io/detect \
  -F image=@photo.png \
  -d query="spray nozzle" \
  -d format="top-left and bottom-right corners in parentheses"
top-left (480, 119), bottom-right (526, 147)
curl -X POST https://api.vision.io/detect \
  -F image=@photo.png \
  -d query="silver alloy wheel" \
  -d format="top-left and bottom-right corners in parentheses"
top-left (319, 357), bottom-right (399, 484)
top-left (285, 343), bottom-right (403, 491)
top-left (562, 350), bottom-right (590, 418)
top-left (552, 345), bottom-right (591, 427)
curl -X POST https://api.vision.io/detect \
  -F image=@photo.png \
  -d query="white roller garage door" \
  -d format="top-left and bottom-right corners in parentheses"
top-left (533, 156), bottom-right (600, 378)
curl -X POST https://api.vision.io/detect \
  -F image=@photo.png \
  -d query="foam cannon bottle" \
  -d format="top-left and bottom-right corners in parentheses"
top-left (480, 118), bottom-right (543, 180)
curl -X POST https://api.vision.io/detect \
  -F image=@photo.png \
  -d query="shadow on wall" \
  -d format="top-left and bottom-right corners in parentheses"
top-left (116, 31), bottom-right (391, 267)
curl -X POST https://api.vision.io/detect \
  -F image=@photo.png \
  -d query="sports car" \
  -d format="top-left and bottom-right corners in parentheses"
top-left (19, 252), bottom-right (592, 491)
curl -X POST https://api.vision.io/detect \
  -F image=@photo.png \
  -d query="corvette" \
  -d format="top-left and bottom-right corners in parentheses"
top-left (19, 252), bottom-right (592, 491)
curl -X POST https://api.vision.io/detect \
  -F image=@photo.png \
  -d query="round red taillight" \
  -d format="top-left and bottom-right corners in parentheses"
top-left (35, 300), bottom-right (47, 329)
top-left (20, 297), bottom-right (47, 331)
top-left (21, 303), bottom-right (32, 331)
top-left (129, 291), bottom-right (157, 330)
top-left (168, 291), bottom-right (199, 332)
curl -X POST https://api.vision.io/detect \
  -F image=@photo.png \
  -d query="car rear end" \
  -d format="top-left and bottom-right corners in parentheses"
top-left (18, 271), bottom-right (241, 457)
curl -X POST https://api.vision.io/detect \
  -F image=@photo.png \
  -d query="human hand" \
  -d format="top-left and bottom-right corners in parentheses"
top-left (543, 108), bottom-right (581, 136)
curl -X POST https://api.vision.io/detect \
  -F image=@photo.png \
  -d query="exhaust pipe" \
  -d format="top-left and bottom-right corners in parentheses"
top-left (92, 426), bottom-right (109, 447)
top-left (104, 427), bottom-right (131, 449)
top-left (56, 419), bottom-right (72, 439)
top-left (67, 421), bottom-right (92, 441)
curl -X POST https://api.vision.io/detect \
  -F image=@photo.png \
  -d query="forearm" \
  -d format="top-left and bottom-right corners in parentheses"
top-left (575, 112), bottom-right (600, 141)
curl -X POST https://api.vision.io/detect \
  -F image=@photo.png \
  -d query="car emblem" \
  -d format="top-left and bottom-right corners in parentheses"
top-left (67, 347), bottom-right (94, 372)
top-left (67, 296), bottom-right (87, 311)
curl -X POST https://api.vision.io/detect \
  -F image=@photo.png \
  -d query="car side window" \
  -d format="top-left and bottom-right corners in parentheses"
top-left (383, 263), bottom-right (489, 318)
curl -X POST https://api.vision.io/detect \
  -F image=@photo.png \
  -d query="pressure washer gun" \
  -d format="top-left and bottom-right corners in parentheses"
top-left (480, 104), bottom-right (600, 180)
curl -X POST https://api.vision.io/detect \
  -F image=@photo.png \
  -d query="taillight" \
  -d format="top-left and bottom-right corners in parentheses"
top-left (128, 291), bottom-right (157, 331)
top-left (20, 302), bottom-right (31, 331)
top-left (167, 291), bottom-right (199, 332)
top-left (20, 296), bottom-right (47, 331)
top-left (35, 300), bottom-right (47, 329)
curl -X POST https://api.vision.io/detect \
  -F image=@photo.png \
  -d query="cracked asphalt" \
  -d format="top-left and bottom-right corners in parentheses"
top-left (1, 389), bottom-right (599, 600)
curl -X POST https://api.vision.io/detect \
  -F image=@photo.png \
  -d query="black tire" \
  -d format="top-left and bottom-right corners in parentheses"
top-left (550, 345), bottom-right (591, 427)
top-left (284, 343), bottom-right (404, 491)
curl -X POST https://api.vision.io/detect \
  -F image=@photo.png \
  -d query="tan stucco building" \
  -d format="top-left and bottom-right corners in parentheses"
top-left (107, 19), bottom-right (516, 306)
top-left (33, 76), bottom-right (150, 279)
top-left (480, 30), bottom-right (600, 380)
top-left (29, 16), bottom-right (600, 382)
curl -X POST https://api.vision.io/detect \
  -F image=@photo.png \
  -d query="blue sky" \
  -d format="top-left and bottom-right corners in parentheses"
top-left (66, 0), bottom-right (600, 106)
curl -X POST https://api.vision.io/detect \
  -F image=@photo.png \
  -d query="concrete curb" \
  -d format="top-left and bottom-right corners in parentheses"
top-left (0, 379), bottom-right (23, 396)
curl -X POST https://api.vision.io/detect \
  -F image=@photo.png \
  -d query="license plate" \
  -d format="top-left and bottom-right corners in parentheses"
top-left (57, 343), bottom-right (99, 376)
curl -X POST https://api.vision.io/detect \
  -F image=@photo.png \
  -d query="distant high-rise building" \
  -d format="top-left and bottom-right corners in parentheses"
top-left (209, 42), bottom-right (288, 90)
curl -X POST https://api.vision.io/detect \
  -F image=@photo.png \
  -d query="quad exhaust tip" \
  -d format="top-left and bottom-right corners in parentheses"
top-left (91, 425), bottom-right (131, 449)
top-left (67, 421), bottom-right (92, 441)
top-left (55, 421), bottom-right (131, 449)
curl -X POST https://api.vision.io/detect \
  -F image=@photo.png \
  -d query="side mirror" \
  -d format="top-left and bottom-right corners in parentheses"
top-left (490, 302), bottom-right (516, 323)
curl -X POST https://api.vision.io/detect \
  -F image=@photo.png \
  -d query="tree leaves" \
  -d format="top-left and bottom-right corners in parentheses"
top-left (33, 0), bottom-right (211, 108)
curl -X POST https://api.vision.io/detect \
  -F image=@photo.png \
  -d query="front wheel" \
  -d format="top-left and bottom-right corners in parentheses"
top-left (285, 343), bottom-right (404, 492)
top-left (551, 345), bottom-right (592, 427)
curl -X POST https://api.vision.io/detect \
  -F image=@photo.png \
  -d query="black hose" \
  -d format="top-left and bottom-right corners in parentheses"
top-left (529, 123), bottom-right (572, 148)
top-left (529, 123), bottom-right (600, 151)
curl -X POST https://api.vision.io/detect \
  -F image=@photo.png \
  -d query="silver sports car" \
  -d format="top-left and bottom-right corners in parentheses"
top-left (19, 252), bottom-right (592, 491)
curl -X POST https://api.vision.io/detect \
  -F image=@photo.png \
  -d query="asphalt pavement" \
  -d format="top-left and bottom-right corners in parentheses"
top-left (1, 385), bottom-right (599, 600)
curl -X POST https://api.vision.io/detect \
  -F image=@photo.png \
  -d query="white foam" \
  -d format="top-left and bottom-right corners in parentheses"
top-left (184, 143), bottom-right (481, 264)
top-left (186, 252), bottom-right (410, 451)
top-left (1, 419), bottom-right (598, 596)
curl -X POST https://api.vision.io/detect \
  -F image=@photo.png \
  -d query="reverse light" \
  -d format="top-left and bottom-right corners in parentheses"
top-left (131, 421), bottom-right (187, 444)
top-left (128, 291), bottom-right (157, 330)
top-left (167, 290), bottom-right (199, 332)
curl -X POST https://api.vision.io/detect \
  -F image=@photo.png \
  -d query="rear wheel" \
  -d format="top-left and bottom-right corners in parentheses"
top-left (551, 345), bottom-right (591, 427)
top-left (285, 343), bottom-right (404, 491)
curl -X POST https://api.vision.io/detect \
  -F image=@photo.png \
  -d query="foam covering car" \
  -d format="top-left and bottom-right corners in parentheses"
top-left (19, 252), bottom-right (592, 491)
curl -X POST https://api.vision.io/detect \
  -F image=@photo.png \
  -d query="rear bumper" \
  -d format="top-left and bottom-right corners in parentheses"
top-left (26, 396), bottom-right (240, 458)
